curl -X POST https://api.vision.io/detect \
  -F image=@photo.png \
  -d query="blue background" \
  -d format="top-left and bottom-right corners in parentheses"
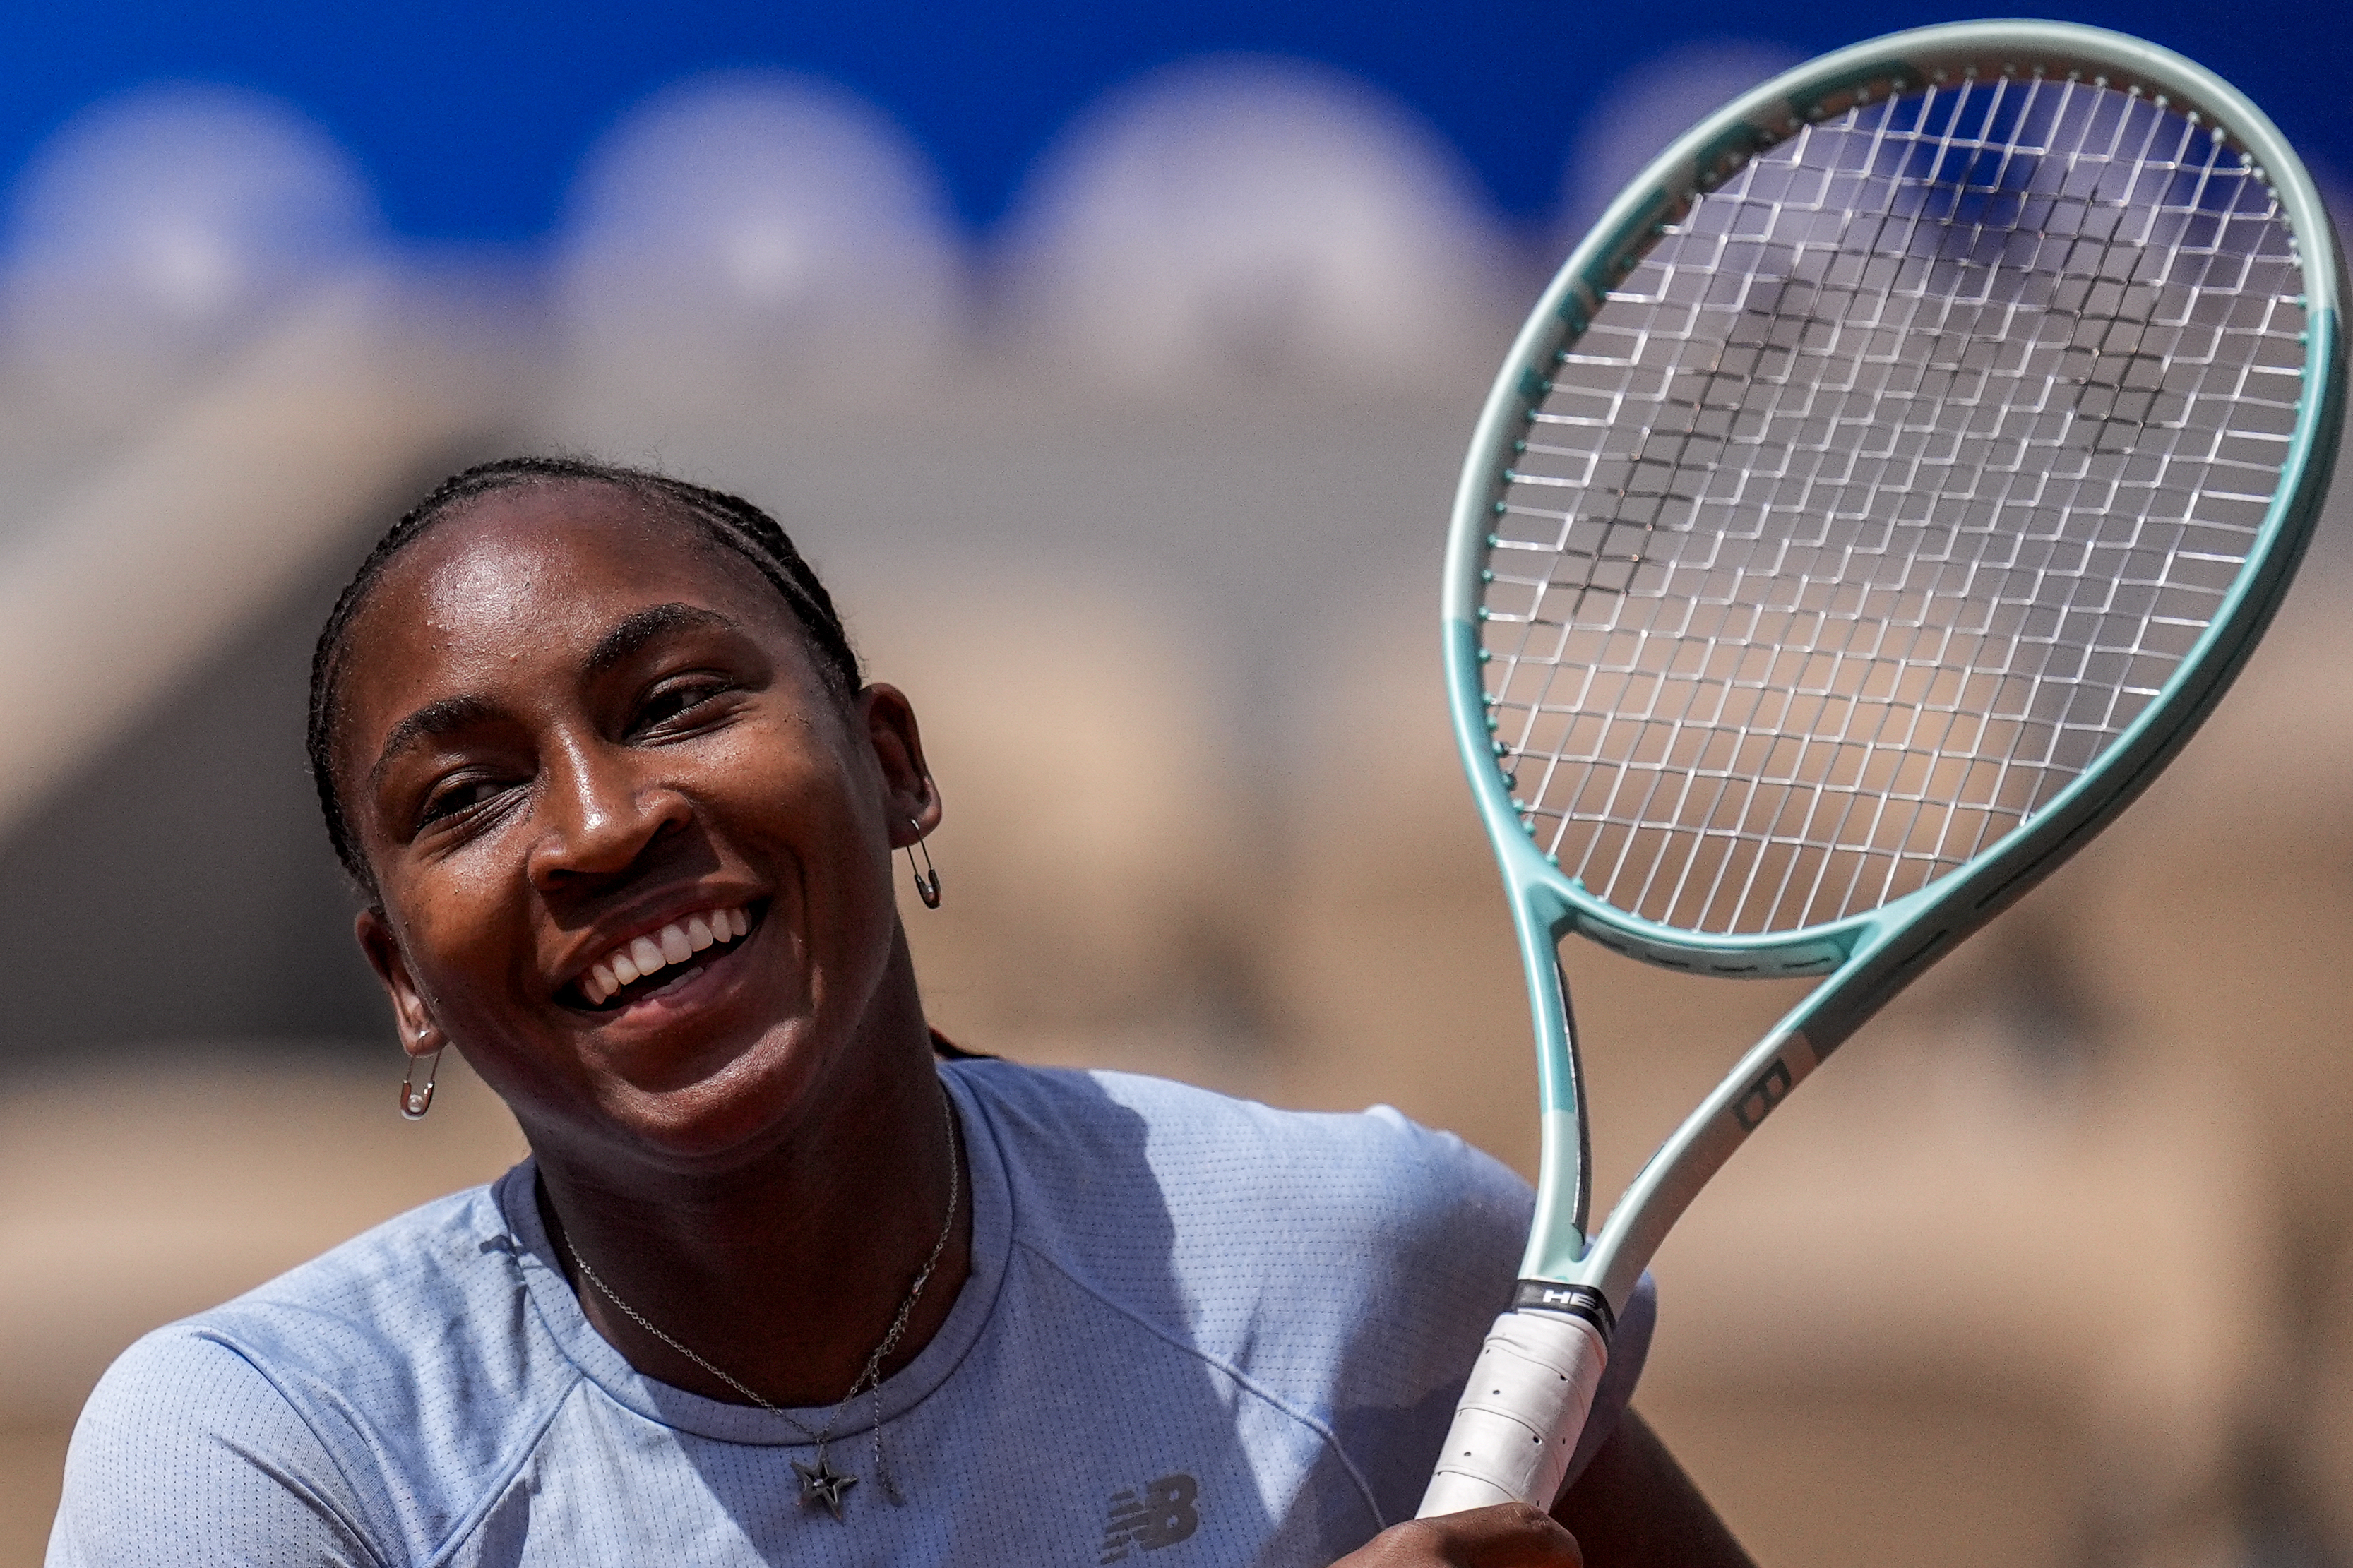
top-left (1, 0), bottom-right (2343, 241)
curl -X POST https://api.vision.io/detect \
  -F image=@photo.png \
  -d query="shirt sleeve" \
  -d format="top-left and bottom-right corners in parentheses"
top-left (47, 1329), bottom-right (381, 1568)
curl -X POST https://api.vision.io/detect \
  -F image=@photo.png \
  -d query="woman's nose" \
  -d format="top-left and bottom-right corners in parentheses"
top-left (527, 741), bottom-right (691, 888)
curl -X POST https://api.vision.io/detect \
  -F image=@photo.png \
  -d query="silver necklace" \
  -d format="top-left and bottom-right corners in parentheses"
top-left (565, 1088), bottom-right (961, 1520)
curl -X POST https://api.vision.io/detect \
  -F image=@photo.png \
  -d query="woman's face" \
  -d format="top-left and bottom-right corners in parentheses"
top-left (335, 483), bottom-right (936, 1170)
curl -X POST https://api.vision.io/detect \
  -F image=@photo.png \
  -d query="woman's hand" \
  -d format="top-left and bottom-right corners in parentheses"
top-left (1340, 1411), bottom-right (1756, 1568)
top-left (1334, 1502), bottom-right (1581, 1568)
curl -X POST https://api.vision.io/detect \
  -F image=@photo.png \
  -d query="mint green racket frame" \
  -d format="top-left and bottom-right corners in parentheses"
top-left (1445, 20), bottom-right (2346, 1321)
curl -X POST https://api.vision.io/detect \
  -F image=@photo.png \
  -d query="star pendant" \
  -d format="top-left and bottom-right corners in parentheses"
top-left (794, 1455), bottom-right (859, 1519)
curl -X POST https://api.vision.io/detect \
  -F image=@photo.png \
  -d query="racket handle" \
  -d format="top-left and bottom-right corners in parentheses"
top-left (1417, 1307), bottom-right (1608, 1518)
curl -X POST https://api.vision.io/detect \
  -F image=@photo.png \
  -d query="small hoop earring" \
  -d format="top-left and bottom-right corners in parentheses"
top-left (400, 1048), bottom-right (444, 1120)
top-left (905, 820), bottom-right (941, 909)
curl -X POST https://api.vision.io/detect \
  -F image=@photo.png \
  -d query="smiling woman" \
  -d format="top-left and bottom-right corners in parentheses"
top-left (43, 457), bottom-right (1750, 1567)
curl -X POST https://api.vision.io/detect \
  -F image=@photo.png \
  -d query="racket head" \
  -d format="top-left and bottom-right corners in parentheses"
top-left (1447, 20), bottom-right (2344, 986)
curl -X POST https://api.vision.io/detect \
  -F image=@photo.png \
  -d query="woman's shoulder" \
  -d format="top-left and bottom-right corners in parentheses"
top-left (79, 1169), bottom-right (574, 1490)
top-left (949, 1058), bottom-right (1532, 1291)
top-left (945, 1058), bottom-right (1535, 1436)
top-left (60, 1168), bottom-right (579, 1564)
top-left (959, 1055), bottom-right (1524, 1195)
top-left (177, 1173), bottom-right (522, 1350)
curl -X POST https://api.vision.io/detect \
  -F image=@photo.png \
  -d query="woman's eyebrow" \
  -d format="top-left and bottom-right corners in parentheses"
top-left (585, 603), bottom-right (739, 675)
top-left (369, 694), bottom-right (500, 791)
top-left (367, 606), bottom-right (744, 790)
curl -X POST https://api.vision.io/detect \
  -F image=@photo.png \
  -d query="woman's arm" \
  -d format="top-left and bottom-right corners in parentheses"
top-left (1330, 1408), bottom-right (1756, 1568)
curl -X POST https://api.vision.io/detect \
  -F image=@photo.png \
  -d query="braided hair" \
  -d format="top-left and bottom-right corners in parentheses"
top-left (306, 455), bottom-right (862, 894)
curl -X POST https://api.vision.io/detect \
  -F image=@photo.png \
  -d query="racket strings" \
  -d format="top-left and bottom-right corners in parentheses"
top-left (1484, 69), bottom-right (2309, 935)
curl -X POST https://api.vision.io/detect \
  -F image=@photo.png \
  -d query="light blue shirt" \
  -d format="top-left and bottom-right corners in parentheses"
top-left (49, 1061), bottom-right (1650, 1566)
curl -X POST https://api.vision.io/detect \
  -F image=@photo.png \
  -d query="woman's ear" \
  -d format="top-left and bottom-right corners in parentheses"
top-left (859, 683), bottom-right (942, 847)
top-left (356, 907), bottom-right (446, 1058)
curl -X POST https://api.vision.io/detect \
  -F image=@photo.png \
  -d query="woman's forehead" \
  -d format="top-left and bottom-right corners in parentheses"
top-left (364, 484), bottom-right (780, 635)
top-left (338, 485), bottom-right (803, 719)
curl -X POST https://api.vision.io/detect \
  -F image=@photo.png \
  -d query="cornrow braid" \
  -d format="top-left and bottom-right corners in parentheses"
top-left (306, 455), bottom-right (862, 894)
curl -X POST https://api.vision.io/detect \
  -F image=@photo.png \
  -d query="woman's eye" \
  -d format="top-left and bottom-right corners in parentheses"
top-left (419, 778), bottom-right (506, 827)
top-left (634, 680), bottom-right (729, 734)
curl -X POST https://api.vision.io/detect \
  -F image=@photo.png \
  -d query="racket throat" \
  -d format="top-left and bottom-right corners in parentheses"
top-left (1522, 1106), bottom-right (1595, 1281)
top-left (1517, 909), bottom-right (1595, 1280)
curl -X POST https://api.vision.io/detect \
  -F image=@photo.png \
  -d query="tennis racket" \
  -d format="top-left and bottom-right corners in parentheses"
top-left (1419, 19), bottom-right (2344, 1516)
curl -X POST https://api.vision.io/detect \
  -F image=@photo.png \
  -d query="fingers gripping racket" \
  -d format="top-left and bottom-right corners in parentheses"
top-left (1419, 20), bottom-right (2344, 1517)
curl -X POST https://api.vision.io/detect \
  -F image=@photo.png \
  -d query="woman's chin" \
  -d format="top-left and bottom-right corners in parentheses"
top-left (584, 1020), bottom-right (832, 1167)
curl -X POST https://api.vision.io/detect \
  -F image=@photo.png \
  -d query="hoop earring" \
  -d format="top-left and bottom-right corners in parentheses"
top-left (905, 820), bottom-right (941, 909)
top-left (400, 1048), bottom-right (444, 1120)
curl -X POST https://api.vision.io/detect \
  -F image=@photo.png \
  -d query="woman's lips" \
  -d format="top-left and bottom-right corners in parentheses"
top-left (571, 903), bottom-right (758, 1010)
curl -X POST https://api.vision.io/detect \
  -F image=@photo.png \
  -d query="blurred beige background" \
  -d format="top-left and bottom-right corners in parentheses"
top-left (3, 54), bottom-right (2351, 1568)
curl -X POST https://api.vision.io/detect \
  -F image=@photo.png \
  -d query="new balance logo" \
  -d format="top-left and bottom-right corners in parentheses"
top-left (1099, 1473), bottom-right (1200, 1562)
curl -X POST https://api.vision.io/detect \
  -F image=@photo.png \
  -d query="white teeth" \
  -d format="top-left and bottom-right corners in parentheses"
top-left (579, 906), bottom-right (751, 1005)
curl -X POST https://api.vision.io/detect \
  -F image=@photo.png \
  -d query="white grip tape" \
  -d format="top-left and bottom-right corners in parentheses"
top-left (1416, 1308), bottom-right (1608, 1518)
